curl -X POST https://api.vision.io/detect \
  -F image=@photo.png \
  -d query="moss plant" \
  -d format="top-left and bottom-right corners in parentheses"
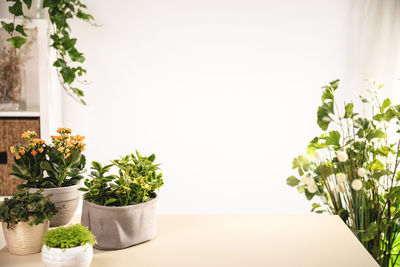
top-left (43, 224), bottom-right (96, 249)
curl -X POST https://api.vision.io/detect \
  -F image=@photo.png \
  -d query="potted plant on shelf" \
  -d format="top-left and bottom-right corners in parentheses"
top-left (41, 224), bottom-right (96, 267)
top-left (286, 79), bottom-right (400, 267)
top-left (10, 128), bottom-right (86, 226)
top-left (79, 150), bottom-right (164, 250)
top-left (0, 189), bottom-right (58, 255)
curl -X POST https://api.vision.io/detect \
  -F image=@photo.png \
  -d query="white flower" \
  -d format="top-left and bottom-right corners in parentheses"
top-left (357, 168), bottom-right (367, 177)
top-left (301, 176), bottom-right (314, 185)
top-left (336, 183), bottom-right (346, 193)
top-left (337, 151), bottom-right (348, 162)
top-left (337, 173), bottom-right (347, 182)
top-left (351, 179), bottom-right (363, 191)
top-left (307, 183), bottom-right (318, 193)
top-left (314, 150), bottom-right (321, 159)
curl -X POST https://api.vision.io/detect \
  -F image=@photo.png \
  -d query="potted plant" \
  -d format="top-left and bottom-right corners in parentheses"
top-left (0, 189), bottom-right (58, 255)
top-left (286, 79), bottom-right (400, 266)
top-left (11, 128), bottom-right (86, 226)
top-left (1, 0), bottom-right (95, 104)
top-left (79, 150), bottom-right (164, 250)
top-left (41, 224), bottom-right (96, 267)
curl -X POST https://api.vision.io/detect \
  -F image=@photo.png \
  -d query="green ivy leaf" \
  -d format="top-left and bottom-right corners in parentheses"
top-left (60, 67), bottom-right (75, 84)
top-left (1, 22), bottom-right (14, 34)
top-left (7, 36), bottom-right (27, 48)
top-left (15, 25), bottom-right (27, 37)
top-left (9, 2), bottom-right (23, 16)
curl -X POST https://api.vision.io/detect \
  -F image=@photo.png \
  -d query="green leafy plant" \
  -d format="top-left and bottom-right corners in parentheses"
top-left (11, 128), bottom-right (86, 188)
top-left (79, 151), bottom-right (164, 206)
top-left (286, 79), bottom-right (400, 267)
top-left (10, 130), bottom-right (48, 189)
top-left (0, 189), bottom-right (58, 229)
top-left (43, 224), bottom-right (96, 249)
top-left (40, 127), bottom-right (86, 187)
top-left (2, 0), bottom-right (95, 104)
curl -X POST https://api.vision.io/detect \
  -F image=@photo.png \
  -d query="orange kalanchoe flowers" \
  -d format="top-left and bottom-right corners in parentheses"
top-left (51, 128), bottom-right (86, 158)
top-left (10, 130), bottom-right (46, 159)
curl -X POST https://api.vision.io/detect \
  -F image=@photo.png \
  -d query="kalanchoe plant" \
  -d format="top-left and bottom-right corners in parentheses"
top-left (10, 130), bottom-right (47, 189)
top-left (11, 128), bottom-right (86, 188)
top-left (2, 0), bottom-right (95, 104)
top-left (286, 79), bottom-right (400, 267)
top-left (0, 189), bottom-right (58, 229)
top-left (79, 151), bottom-right (164, 206)
top-left (43, 223), bottom-right (96, 249)
top-left (40, 127), bottom-right (86, 188)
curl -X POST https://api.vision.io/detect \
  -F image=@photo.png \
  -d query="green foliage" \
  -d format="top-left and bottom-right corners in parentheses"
top-left (2, 0), bottom-right (95, 104)
top-left (11, 129), bottom-right (86, 188)
top-left (79, 151), bottom-right (164, 206)
top-left (286, 79), bottom-right (400, 267)
top-left (0, 190), bottom-right (58, 229)
top-left (39, 148), bottom-right (86, 188)
top-left (43, 224), bottom-right (96, 249)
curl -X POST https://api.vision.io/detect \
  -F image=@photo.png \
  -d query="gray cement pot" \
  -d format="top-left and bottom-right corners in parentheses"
top-left (81, 196), bottom-right (158, 250)
top-left (29, 183), bottom-right (81, 227)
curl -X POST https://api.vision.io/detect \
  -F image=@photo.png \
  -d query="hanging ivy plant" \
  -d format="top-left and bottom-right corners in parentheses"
top-left (1, 0), bottom-right (95, 104)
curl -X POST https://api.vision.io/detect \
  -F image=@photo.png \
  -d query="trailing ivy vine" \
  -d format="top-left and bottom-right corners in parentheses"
top-left (1, 0), bottom-right (95, 104)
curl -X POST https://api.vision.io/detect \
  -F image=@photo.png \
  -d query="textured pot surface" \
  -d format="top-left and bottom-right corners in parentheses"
top-left (81, 196), bottom-right (158, 250)
top-left (2, 221), bottom-right (49, 255)
top-left (30, 183), bottom-right (81, 227)
top-left (41, 244), bottom-right (93, 267)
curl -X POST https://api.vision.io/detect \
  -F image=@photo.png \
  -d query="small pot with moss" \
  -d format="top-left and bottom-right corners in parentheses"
top-left (41, 224), bottom-right (96, 267)
top-left (0, 189), bottom-right (58, 255)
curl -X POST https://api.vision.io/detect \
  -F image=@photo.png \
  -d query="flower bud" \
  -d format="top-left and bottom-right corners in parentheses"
top-left (337, 151), bottom-right (348, 162)
top-left (357, 168), bottom-right (367, 178)
top-left (351, 179), bottom-right (362, 191)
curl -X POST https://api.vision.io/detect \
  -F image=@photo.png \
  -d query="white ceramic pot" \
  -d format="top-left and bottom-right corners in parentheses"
top-left (41, 244), bottom-right (93, 267)
top-left (30, 183), bottom-right (81, 227)
top-left (2, 221), bottom-right (49, 255)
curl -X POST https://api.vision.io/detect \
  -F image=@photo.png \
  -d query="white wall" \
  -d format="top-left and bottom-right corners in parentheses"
top-left (2, 0), bottom-right (400, 214)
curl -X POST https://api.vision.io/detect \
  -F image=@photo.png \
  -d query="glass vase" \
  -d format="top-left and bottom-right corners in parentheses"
top-left (0, 69), bottom-right (26, 111)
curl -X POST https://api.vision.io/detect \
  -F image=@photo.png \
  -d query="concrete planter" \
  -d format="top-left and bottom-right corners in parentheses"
top-left (2, 221), bottom-right (49, 255)
top-left (81, 196), bottom-right (158, 250)
top-left (30, 183), bottom-right (81, 227)
top-left (41, 244), bottom-right (93, 267)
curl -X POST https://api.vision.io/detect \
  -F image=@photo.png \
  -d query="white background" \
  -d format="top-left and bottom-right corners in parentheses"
top-left (1, 0), bottom-right (400, 214)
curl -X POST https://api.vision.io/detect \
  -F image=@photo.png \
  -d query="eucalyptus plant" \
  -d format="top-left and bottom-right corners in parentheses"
top-left (79, 151), bottom-right (164, 206)
top-left (2, 0), bottom-right (95, 104)
top-left (0, 189), bottom-right (58, 229)
top-left (286, 80), bottom-right (400, 267)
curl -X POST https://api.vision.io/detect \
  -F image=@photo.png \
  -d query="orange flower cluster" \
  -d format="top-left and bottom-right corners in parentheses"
top-left (10, 131), bottom-right (46, 159)
top-left (51, 128), bottom-right (86, 159)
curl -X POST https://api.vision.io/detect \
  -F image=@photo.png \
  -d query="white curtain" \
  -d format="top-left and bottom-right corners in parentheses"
top-left (346, 0), bottom-right (400, 100)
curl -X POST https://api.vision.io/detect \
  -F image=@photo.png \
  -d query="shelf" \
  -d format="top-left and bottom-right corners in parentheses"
top-left (0, 108), bottom-right (40, 118)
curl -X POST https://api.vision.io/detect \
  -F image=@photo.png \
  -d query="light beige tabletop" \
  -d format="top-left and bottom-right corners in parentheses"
top-left (0, 215), bottom-right (378, 267)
